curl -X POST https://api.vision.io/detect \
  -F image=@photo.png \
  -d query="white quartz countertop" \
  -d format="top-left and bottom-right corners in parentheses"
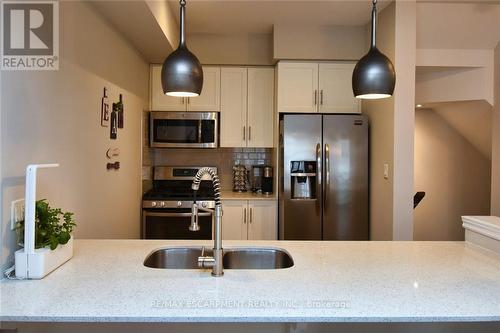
top-left (1, 239), bottom-right (500, 323)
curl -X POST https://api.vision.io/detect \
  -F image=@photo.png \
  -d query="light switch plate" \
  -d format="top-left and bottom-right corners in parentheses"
top-left (383, 164), bottom-right (389, 180)
top-left (11, 198), bottom-right (25, 230)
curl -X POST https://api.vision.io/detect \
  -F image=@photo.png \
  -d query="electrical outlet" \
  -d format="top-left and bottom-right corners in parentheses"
top-left (10, 198), bottom-right (25, 230)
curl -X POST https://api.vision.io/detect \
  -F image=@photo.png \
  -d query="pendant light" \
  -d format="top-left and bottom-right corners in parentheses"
top-left (352, 0), bottom-right (395, 99)
top-left (161, 0), bottom-right (203, 97)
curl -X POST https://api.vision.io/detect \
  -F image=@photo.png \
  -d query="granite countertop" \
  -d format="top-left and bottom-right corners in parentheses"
top-left (220, 190), bottom-right (277, 201)
top-left (1, 239), bottom-right (499, 323)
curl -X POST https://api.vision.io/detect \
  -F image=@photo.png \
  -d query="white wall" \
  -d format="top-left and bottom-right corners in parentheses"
top-left (1, 1), bottom-right (149, 268)
top-left (493, 42), bottom-right (500, 216)
top-left (414, 109), bottom-right (491, 241)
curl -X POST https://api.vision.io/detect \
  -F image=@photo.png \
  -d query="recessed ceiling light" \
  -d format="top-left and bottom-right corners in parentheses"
top-left (416, 104), bottom-right (422, 108)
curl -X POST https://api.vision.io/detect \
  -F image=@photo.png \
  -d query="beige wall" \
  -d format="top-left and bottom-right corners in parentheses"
top-left (392, 0), bottom-right (416, 241)
top-left (273, 25), bottom-right (366, 61)
top-left (416, 66), bottom-right (494, 106)
top-left (188, 25), bottom-right (368, 66)
top-left (432, 100), bottom-right (492, 160)
top-left (188, 33), bottom-right (274, 65)
top-left (493, 42), bottom-right (500, 216)
top-left (414, 109), bottom-right (491, 241)
top-left (415, 49), bottom-right (494, 106)
top-left (361, 1), bottom-right (416, 240)
top-left (1, 1), bottom-right (149, 268)
top-left (361, 3), bottom-right (395, 241)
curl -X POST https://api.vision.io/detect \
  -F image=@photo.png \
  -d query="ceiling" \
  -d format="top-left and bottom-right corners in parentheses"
top-left (166, 0), bottom-right (392, 35)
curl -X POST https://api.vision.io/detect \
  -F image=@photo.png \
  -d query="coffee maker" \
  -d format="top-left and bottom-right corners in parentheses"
top-left (262, 166), bottom-right (273, 195)
top-left (251, 166), bottom-right (263, 193)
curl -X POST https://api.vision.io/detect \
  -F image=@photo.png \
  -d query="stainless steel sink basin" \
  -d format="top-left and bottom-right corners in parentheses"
top-left (223, 248), bottom-right (294, 269)
top-left (144, 247), bottom-right (212, 269)
top-left (143, 247), bottom-right (293, 270)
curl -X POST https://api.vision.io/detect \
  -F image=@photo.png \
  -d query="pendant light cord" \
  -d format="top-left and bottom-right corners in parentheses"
top-left (179, 0), bottom-right (186, 47)
top-left (371, 0), bottom-right (377, 49)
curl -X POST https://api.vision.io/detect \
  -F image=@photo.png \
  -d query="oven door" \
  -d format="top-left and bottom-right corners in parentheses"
top-left (142, 210), bottom-right (213, 240)
top-left (150, 112), bottom-right (218, 148)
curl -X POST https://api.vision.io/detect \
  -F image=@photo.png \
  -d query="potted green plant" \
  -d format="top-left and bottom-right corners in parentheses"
top-left (16, 199), bottom-right (76, 250)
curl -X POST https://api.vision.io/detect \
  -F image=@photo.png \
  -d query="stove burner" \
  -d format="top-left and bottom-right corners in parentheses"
top-left (142, 166), bottom-right (217, 209)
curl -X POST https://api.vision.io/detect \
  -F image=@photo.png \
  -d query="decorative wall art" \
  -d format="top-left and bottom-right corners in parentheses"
top-left (100, 87), bottom-right (110, 127)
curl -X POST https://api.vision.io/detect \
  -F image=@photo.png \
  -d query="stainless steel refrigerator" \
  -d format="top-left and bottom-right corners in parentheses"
top-left (279, 114), bottom-right (369, 240)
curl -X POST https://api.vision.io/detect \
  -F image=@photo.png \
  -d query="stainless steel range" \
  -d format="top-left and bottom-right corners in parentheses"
top-left (142, 166), bottom-right (217, 240)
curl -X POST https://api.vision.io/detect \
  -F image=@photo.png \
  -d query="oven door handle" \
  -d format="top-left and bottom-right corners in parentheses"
top-left (143, 212), bottom-right (212, 217)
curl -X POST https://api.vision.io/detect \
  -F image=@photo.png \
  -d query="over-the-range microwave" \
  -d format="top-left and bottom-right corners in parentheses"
top-left (149, 111), bottom-right (219, 148)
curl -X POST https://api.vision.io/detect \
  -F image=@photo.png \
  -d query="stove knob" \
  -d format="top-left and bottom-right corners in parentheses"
top-left (151, 201), bottom-right (157, 207)
top-left (177, 201), bottom-right (182, 208)
top-left (201, 202), bottom-right (207, 208)
top-left (160, 201), bottom-right (166, 208)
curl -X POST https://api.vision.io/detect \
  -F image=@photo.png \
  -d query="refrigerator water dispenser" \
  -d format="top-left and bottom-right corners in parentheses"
top-left (290, 161), bottom-right (316, 199)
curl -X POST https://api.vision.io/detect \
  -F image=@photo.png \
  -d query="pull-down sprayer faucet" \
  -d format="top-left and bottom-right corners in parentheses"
top-left (190, 167), bottom-right (223, 277)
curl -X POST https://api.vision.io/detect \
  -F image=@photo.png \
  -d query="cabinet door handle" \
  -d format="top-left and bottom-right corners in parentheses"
top-left (314, 90), bottom-right (317, 105)
top-left (248, 126), bottom-right (251, 141)
top-left (320, 90), bottom-right (323, 105)
top-left (187, 98), bottom-right (190, 105)
top-left (243, 208), bottom-right (247, 224)
top-left (249, 208), bottom-right (253, 223)
top-left (181, 97), bottom-right (185, 104)
top-left (243, 126), bottom-right (246, 141)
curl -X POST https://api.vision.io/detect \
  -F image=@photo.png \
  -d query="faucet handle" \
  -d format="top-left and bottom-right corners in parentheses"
top-left (198, 247), bottom-right (215, 269)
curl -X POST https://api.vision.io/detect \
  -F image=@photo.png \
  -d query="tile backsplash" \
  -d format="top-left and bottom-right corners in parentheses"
top-left (144, 148), bottom-right (273, 190)
top-left (142, 112), bottom-right (274, 191)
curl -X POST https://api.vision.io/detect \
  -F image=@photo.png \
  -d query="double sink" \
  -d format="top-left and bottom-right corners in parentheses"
top-left (144, 247), bottom-right (294, 270)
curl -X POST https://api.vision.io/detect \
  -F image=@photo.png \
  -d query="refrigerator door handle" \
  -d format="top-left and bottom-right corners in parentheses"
top-left (316, 143), bottom-right (322, 205)
top-left (324, 143), bottom-right (330, 206)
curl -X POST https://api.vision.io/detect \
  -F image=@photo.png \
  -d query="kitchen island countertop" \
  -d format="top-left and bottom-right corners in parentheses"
top-left (1, 239), bottom-right (499, 323)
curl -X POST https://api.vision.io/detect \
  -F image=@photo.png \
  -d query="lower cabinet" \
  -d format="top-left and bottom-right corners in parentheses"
top-left (221, 200), bottom-right (277, 240)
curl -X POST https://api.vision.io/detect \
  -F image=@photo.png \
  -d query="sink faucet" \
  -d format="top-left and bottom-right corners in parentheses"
top-left (190, 167), bottom-right (223, 277)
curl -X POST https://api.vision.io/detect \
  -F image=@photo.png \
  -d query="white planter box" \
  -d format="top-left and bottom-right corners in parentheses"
top-left (462, 216), bottom-right (500, 255)
top-left (15, 237), bottom-right (74, 279)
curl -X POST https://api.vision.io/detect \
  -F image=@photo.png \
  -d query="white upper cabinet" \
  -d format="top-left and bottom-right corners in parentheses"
top-left (187, 66), bottom-right (220, 111)
top-left (220, 67), bottom-right (275, 148)
top-left (318, 63), bottom-right (360, 114)
top-left (150, 65), bottom-right (220, 111)
top-left (277, 61), bottom-right (360, 114)
top-left (220, 67), bottom-right (248, 147)
top-left (150, 65), bottom-right (185, 111)
top-left (247, 68), bottom-right (275, 148)
top-left (277, 62), bottom-right (318, 113)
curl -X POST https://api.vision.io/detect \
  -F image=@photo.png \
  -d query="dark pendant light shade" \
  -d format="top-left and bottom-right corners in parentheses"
top-left (352, 0), bottom-right (395, 99)
top-left (161, 0), bottom-right (203, 97)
